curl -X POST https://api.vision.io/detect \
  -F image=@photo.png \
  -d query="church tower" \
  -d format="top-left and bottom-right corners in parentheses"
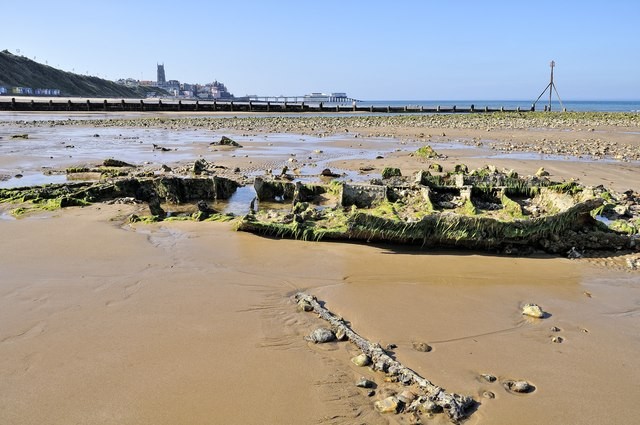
top-left (157, 63), bottom-right (166, 85)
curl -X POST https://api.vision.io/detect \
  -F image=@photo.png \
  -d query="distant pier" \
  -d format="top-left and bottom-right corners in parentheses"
top-left (0, 97), bottom-right (540, 114)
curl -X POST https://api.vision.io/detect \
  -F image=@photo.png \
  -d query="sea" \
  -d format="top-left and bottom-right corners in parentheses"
top-left (357, 100), bottom-right (640, 113)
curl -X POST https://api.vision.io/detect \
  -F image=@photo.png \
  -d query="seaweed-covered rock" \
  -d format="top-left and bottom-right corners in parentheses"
top-left (414, 145), bottom-right (440, 159)
top-left (429, 163), bottom-right (443, 172)
top-left (382, 167), bottom-right (402, 179)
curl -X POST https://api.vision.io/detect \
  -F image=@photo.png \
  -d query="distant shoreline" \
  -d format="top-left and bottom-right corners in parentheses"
top-left (2, 95), bottom-right (639, 113)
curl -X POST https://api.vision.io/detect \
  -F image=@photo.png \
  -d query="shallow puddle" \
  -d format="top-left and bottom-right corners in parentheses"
top-left (0, 173), bottom-right (69, 188)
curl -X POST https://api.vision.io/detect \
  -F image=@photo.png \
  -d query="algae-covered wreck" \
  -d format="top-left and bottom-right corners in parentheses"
top-left (0, 158), bottom-right (241, 221)
top-left (2, 158), bottom-right (639, 256)
top-left (238, 166), bottom-right (640, 255)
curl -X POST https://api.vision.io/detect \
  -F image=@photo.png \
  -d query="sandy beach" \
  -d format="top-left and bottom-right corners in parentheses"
top-left (1, 112), bottom-right (639, 425)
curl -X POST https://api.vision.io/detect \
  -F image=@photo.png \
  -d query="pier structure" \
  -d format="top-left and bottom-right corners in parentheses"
top-left (244, 93), bottom-right (358, 103)
top-left (0, 97), bottom-right (539, 114)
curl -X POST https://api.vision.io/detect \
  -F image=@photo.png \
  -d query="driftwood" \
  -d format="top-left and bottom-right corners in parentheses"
top-left (295, 292), bottom-right (474, 422)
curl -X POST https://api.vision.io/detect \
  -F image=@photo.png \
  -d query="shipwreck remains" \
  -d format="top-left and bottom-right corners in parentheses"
top-left (239, 166), bottom-right (640, 255)
top-left (2, 159), bottom-right (639, 256)
top-left (1, 174), bottom-right (239, 219)
top-left (295, 292), bottom-right (474, 422)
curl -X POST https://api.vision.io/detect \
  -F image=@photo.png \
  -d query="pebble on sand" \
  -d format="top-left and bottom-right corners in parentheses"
top-left (504, 380), bottom-right (535, 394)
top-left (374, 396), bottom-right (400, 414)
top-left (522, 303), bottom-right (546, 318)
top-left (351, 353), bottom-right (371, 367)
top-left (305, 327), bottom-right (335, 343)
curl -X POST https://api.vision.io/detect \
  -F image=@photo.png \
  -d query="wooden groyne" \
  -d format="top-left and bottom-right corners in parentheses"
top-left (0, 97), bottom-right (538, 114)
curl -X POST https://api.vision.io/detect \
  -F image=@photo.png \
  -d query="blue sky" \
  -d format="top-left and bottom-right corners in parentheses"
top-left (2, 0), bottom-right (638, 100)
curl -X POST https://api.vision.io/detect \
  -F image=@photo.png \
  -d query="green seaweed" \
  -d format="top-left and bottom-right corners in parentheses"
top-left (415, 145), bottom-right (439, 159)
top-left (381, 167), bottom-right (402, 179)
top-left (500, 193), bottom-right (525, 219)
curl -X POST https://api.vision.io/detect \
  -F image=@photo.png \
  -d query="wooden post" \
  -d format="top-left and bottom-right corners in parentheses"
top-left (86, 99), bottom-right (91, 111)
top-left (370, 105), bottom-right (373, 113)
top-left (195, 100), bottom-right (199, 111)
top-left (67, 100), bottom-right (72, 111)
top-left (49, 99), bottom-right (54, 110)
top-left (121, 99), bottom-right (125, 110)
top-left (249, 101), bottom-right (253, 112)
top-left (266, 101), bottom-right (270, 112)
top-left (213, 100), bottom-right (217, 111)
top-left (103, 99), bottom-right (108, 111)
top-left (230, 101), bottom-right (234, 112)
top-left (178, 100), bottom-right (182, 111)
top-left (139, 99), bottom-right (144, 111)
top-left (11, 97), bottom-right (16, 110)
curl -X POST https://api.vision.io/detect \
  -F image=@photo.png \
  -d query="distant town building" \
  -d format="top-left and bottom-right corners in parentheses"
top-left (116, 78), bottom-right (139, 87)
top-left (207, 81), bottom-right (233, 99)
top-left (157, 63), bottom-right (166, 85)
top-left (116, 63), bottom-right (234, 99)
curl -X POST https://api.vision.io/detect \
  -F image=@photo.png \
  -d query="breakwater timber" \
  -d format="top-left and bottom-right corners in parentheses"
top-left (0, 97), bottom-right (539, 114)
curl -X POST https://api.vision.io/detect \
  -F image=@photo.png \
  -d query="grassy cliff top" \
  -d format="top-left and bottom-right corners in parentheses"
top-left (0, 50), bottom-right (163, 98)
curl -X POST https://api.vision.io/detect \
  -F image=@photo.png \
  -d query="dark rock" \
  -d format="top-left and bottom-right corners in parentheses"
top-left (321, 168), bottom-right (340, 178)
top-left (153, 143), bottom-right (172, 152)
top-left (103, 158), bottom-right (134, 168)
top-left (212, 136), bottom-right (242, 147)
top-left (147, 195), bottom-right (165, 218)
top-left (481, 373), bottom-right (497, 383)
top-left (193, 159), bottom-right (209, 175)
top-left (355, 378), bottom-right (375, 388)
top-left (412, 341), bottom-right (432, 352)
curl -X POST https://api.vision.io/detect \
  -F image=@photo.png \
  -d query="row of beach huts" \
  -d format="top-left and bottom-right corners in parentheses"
top-left (0, 86), bottom-right (61, 96)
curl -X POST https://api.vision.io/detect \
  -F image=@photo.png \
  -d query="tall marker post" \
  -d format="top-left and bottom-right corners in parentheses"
top-left (533, 60), bottom-right (565, 111)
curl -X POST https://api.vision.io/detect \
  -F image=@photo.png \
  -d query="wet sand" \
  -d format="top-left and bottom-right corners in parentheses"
top-left (1, 113), bottom-right (639, 424)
